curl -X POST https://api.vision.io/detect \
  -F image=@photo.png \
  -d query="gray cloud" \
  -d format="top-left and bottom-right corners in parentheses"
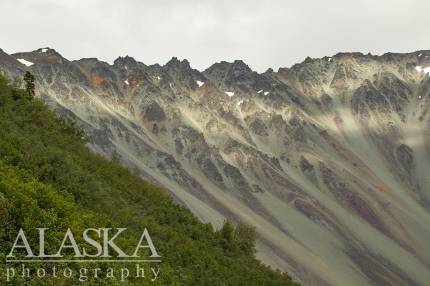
top-left (1, 0), bottom-right (429, 72)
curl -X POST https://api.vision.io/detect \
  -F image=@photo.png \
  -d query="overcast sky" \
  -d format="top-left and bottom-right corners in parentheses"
top-left (1, 0), bottom-right (429, 72)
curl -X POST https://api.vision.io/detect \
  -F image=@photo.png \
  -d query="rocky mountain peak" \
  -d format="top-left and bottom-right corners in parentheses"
top-left (75, 57), bottom-right (111, 69)
top-left (231, 59), bottom-right (251, 70)
top-left (204, 61), bottom-right (231, 76)
top-left (203, 60), bottom-right (255, 87)
top-left (228, 60), bottom-right (253, 80)
top-left (164, 57), bottom-right (192, 71)
top-left (12, 47), bottom-right (66, 65)
top-left (35, 47), bottom-right (56, 54)
top-left (113, 55), bottom-right (140, 69)
top-left (76, 57), bottom-right (102, 63)
top-left (162, 57), bottom-right (203, 89)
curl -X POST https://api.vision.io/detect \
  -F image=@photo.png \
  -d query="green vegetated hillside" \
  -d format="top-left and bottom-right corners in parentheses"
top-left (0, 73), bottom-right (298, 285)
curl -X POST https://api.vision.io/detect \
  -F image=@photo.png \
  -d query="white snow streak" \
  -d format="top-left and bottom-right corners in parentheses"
top-left (225, 91), bottom-right (235, 97)
top-left (17, 58), bottom-right (34, 67)
top-left (196, 80), bottom-right (204, 87)
top-left (416, 66), bottom-right (430, 75)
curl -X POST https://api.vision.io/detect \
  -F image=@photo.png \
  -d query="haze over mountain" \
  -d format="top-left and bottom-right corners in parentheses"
top-left (1, 47), bottom-right (430, 286)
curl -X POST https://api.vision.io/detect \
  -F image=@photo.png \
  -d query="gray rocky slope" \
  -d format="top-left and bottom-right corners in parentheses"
top-left (1, 48), bottom-right (430, 286)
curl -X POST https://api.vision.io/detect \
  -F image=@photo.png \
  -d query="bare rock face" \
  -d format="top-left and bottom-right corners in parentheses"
top-left (249, 118), bottom-right (269, 136)
top-left (2, 48), bottom-right (430, 286)
top-left (396, 144), bottom-right (414, 170)
top-left (143, 102), bottom-right (166, 122)
top-left (0, 49), bottom-right (25, 79)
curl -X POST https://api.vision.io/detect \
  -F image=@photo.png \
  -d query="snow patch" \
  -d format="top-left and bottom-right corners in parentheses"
top-left (40, 48), bottom-right (48, 53)
top-left (196, 80), bottom-right (204, 87)
top-left (418, 53), bottom-right (422, 57)
top-left (264, 91), bottom-right (270, 96)
top-left (124, 79), bottom-right (129, 85)
top-left (328, 57), bottom-right (332, 62)
top-left (17, 58), bottom-right (34, 67)
top-left (257, 89), bottom-right (263, 94)
top-left (237, 100), bottom-right (244, 106)
top-left (155, 76), bottom-right (161, 80)
top-left (416, 66), bottom-right (430, 75)
top-left (225, 91), bottom-right (234, 97)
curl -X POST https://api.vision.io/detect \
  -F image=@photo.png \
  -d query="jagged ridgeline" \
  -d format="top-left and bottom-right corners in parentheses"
top-left (0, 74), bottom-right (298, 285)
top-left (1, 47), bottom-right (430, 286)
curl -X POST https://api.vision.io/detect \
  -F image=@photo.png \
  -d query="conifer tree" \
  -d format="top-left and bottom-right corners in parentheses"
top-left (23, 71), bottom-right (35, 99)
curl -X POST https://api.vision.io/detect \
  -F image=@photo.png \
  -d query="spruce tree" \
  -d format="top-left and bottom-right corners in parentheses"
top-left (23, 71), bottom-right (35, 99)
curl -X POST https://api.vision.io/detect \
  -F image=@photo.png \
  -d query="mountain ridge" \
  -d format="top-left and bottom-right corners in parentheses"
top-left (1, 47), bottom-right (430, 286)
top-left (10, 47), bottom-right (430, 74)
